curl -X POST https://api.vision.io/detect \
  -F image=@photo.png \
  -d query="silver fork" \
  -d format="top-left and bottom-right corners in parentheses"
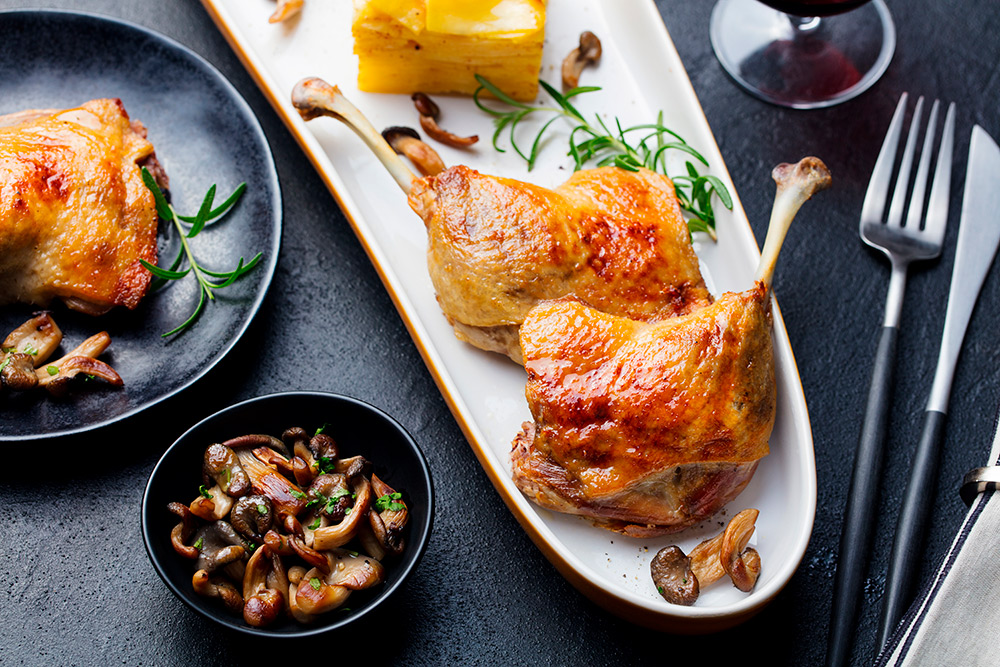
top-left (826, 93), bottom-right (957, 667)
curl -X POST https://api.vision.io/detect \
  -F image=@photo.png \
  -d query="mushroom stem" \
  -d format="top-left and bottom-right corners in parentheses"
top-left (562, 31), bottom-right (602, 90)
top-left (357, 522), bottom-right (387, 562)
top-left (369, 474), bottom-right (408, 555)
top-left (687, 531), bottom-right (726, 586)
top-left (412, 93), bottom-right (478, 148)
top-left (222, 433), bottom-right (289, 457)
top-left (312, 475), bottom-right (372, 551)
top-left (167, 502), bottom-right (199, 559)
top-left (264, 529), bottom-right (296, 556)
top-left (3, 312), bottom-right (62, 365)
top-left (721, 509), bottom-right (761, 592)
top-left (287, 582), bottom-right (317, 624)
top-left (290, 536), bottom-right (329, 570)
top-left (269, 0), bottom-right (303, 23)
top-left (295, 568), bottom-right (351, 615)
top-left (755, 157), bottom-right (832, 287)
top-left (243, 545), bottom-right (286, 627)
top-left (192, 570), bottom-right (244, 614)
top-left (35, 331), bottom-right (123, 394)
top-left (291, 77), bottom-right (417, 195)
top-left (382, 127), bottom-right (446, 177)
top-left (335, 455), bottom-right (371, 480)
top-left (189, 484), bottom-right (234, 522)
top-left (235, 448), bottom-right (307, 516)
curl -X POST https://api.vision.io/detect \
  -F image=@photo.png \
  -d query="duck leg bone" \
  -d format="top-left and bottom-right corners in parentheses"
top-left (291, 77), bottom-right (417, 195)
top-left (755, 156), bottom-right (832, 288)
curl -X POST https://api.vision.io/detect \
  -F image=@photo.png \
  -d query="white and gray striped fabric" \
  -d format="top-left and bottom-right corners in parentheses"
top-left (876, 423), bottom-right (1000, 667)
top-left (876, 491), bottom-right (999, 666)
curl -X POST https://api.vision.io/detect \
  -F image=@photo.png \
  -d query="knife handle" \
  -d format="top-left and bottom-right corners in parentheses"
top-left (827, 325), bottom-right (898, 667)
top-left (878, 409), bottom-right (949, 647)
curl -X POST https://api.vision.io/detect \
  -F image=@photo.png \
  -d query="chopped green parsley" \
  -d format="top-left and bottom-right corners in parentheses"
top-left (375, 492), bottom-right (404, 513)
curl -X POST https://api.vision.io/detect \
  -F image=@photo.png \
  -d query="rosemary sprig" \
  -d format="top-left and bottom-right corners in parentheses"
top-left (139, 168), bottom-right (262, 337)
top-left (472, 75), bottom-right (732, 239)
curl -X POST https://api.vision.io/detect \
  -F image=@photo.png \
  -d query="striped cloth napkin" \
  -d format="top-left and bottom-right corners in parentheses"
top-left (876, 422), bottom-right (1000, 665)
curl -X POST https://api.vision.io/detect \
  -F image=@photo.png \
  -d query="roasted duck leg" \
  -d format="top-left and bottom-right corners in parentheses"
top-left (512, 158), bottom-right (831, 536)
top-left (0, 99), bottom-right (162, 315)
top-left (292, 78), bottom-right (710, 363)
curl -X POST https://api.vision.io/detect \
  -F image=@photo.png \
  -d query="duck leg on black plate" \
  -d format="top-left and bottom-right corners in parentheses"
top-left (0, 99), bottom-right (166, 315)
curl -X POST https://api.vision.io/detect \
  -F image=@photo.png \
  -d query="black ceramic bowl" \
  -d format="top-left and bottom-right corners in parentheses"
top-left (141, 391), bottom-right (433, 637)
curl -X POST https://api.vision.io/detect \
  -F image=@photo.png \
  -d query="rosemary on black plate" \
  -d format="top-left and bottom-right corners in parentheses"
top-left (473, 75), bottom-right (732, 239)
top-left (140, 168), bottom-right (262, 337)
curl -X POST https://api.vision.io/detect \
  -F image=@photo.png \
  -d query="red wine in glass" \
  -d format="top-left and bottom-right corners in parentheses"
top-left (710, 0), bottom-right (895, 108)
top-left (757, 0), bottom-right (873, 17)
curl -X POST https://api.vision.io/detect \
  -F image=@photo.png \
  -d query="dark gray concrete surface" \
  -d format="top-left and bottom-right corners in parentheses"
top-left (1, 1), bottom-right (998, 665)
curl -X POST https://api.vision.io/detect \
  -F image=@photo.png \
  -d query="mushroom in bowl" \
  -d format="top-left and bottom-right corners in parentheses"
top-left (141, 391), bottom-right (433, 637)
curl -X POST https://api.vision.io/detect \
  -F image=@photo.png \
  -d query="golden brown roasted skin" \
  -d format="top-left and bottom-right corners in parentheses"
top-left (0, 99), bottom-right (159, 315)
top-left (512, 283), bottom-right (775, 536)
top-left (408, 165), bottom-right (710, 363)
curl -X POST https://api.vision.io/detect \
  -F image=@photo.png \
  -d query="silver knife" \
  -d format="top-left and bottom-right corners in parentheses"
top-left (878, 124), bottom-right (1000, 647)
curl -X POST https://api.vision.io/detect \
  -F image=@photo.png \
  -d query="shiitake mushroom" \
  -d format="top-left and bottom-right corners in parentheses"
top-left (168, 426), bottom-right (410, 628)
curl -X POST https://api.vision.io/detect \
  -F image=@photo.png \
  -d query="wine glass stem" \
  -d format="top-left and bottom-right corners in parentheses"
top-left (788, 14), bottom-right (822, 32)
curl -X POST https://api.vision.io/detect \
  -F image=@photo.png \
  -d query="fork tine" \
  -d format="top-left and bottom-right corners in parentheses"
top-left (924, 102), bottom-right (957, 240)
top-left (861, 93), bottom-right (909, 226)
top-left (904, 100), bottom-right (940, 230)
top-left (886, 96), bottom-right (925, 227)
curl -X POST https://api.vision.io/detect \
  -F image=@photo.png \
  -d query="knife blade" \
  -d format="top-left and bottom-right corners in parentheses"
top-left (878, 124), bottom-right (1000, 647)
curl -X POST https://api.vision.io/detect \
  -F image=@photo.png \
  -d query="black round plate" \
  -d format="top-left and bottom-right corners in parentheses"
top-left (141, 392), bottom-right (434, 637)
top-left (0, 10), bottom-right (281, 440)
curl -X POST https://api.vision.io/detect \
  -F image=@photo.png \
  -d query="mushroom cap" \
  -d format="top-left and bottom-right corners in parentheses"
top-left (381, 125), bottom-right (421, 146)
top-left (1, 352), bottom-right (38, 391)
top-left (411, 92), bottom-right (440, 119)
top-left (324, 549), bottom-right (385, 590)
top-left (203, 443), bottom-right (251, 497)
top-left (650, 546), bottom-right (699, 606)
top-left (193, 521), bottom-right (246, 572)
top-left (309, 433), bottom-right (338, 460)
top-left (230, 494), bottom-right (274, 541)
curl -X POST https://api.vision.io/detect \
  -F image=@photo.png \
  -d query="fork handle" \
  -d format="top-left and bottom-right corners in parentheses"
top-left (827, 325), bottom-right (898, 667)
top-left (877, 409), bottom-right (948, 647)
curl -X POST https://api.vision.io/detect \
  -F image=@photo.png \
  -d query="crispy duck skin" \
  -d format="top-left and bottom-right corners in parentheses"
top-left (291, 78), bottom-right (709, 364)
top-left (512, 158), bottom-right (831, 536)
top-left (0, 99), bottom-right (161, 315)
top-left (512, 286), bottom-right (773, 536)
top-left (410, 165), bottom-right (711, 363)
top-left (292, 77), bottom-right (830, 534)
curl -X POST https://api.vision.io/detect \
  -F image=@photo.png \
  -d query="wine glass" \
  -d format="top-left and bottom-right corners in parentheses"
top-left (710, 0), bottom-right (895, 109)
